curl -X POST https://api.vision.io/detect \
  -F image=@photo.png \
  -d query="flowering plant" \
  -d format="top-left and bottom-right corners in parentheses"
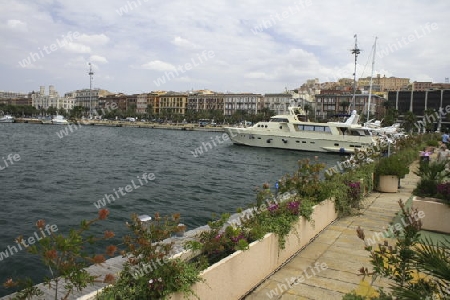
top-left (4, 209), bottom-right (116, 300)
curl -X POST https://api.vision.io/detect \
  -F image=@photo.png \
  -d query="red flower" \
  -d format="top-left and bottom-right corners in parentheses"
top-left (45, 249), bottom-right (58, 260)
top-left (92, 254), bottom-right (106, 264)
top-left (3, 278), bottom-right (17, 288)
top-left (106, 245), bottom-right (117, 256)
top-left (98, 209), bottom-right (110, 220)
top-left (104, 230), bottom-right (115, 239)
top-left (36, 219), bottom-right (45, 229)
top-left (103, 273), bottom-right (115, 284)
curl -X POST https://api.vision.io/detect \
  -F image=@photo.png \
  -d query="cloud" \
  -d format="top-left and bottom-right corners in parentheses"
top-left (6, 19), bottom-right (27, 31)
top-left (76, 33), bottom-right (110, 46)
top-left (89, 55), bottom-right (108, 63)
top-left (171, 36), bottom-right (200, 50)
top-left (139, 60), bottom-right (176, 71)
top-left (63, 42), bottom-right (91, 53)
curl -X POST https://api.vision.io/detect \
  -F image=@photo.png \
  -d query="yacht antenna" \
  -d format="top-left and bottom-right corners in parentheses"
top-left (367, 37), bottom-right (377, 123)
top-left (350, 34), bottom-right (361, 113)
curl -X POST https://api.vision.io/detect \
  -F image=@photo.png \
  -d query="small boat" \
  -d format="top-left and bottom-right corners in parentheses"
top-left (51, 115), bottom-right (69, 125)
top-left (0, 114), bottom-right (15, 123)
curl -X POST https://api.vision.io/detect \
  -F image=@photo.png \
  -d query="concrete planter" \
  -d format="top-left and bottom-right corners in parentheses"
top-left (412, 196), bottom-right (450, 233)
top-left (169, 199), bottom-right (337, 300)
top-left (377, 175), bottom-right (399, 193)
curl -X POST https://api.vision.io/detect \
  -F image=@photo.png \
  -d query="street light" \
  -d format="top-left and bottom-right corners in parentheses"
top-left (88, 63), bottom-right (94, 119)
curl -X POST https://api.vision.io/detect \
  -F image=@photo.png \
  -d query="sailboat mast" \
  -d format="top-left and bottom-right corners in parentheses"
top-left (367, 37), bottom-right (377, 123)
top-left (350, 34), bottom-right (361, 113)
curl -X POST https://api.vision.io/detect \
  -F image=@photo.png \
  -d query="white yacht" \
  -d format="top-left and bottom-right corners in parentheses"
top-left (51, 115), bottom-right (69, 125)
top-left (0, 114), bottom-right (15, 123)
top-left (223, 107), bottom-right (376, 154)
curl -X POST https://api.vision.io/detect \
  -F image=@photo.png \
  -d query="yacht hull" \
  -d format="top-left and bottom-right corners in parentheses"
top-left (223, 127), bottom-right (373, 154)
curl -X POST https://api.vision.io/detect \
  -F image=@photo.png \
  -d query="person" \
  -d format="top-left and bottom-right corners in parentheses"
top-left (437, 144), bottom-right (450, 163)
top-left (442, 131), bottom-right (449, 145)
top-left (420, 147), bottom-right (432, 163)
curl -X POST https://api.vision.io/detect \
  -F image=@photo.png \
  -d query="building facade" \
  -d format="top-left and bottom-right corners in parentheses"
top-left (223, 93), bottom-right (263, 116)
top-left (159, 93), bottom-right (188, 116)
top-left (263, 93), bottom-right (293, 115)
top-left (358, 74), bottom-right (410, 91)
top-left (315, 92), bottom-right (384, 120)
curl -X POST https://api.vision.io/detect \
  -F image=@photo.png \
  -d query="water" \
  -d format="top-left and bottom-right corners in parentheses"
top-left (0, 123), bottom-right (340, 296)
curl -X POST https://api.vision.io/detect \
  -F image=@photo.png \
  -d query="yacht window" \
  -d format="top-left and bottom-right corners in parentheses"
top-left (269, 118), bottom-right (289, 123)
top-left (314, 126), bottom-right (325, 132)
top-left (303, 125), bottom-right (314, 131)
top-left (297, 125), bottom-right (303, 130)
top-left (324, 127), bottom-right (331, 133)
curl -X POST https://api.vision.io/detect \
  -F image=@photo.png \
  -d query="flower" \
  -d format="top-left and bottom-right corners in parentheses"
top-left (44, 249), bottom-right (58, 260)
top-left (104, 230), bottom-right (115, 239)
top-left (36, 219), bottom-right (45, 229)
top-left (268, 203), bottom-right (279, 213)
top-left (106, 245), bottom-right (118, 256)
top-left (3, 278), bottom-right (17, 288)
top-left (92, 254), bottom-right (106, 264)
top-left (103, 273), bottom-right (115, 284)
top-left (287, 201), bottom-right (300, 215)
top-left (98, 209), bottom-right (109, 220)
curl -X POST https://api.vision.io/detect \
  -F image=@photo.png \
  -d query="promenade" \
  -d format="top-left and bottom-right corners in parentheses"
top-left (244, 163), bottom-right (421, 300)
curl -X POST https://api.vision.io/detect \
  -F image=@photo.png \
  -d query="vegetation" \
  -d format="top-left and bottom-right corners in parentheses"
top-left (343, 199), bottom-right (450, 300)
top-left (4, 209), bottom-right (116, 300)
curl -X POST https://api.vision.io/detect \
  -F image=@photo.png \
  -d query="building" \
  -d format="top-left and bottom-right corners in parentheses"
top-left (187, 91), bottom-right (224, 112)
top-left (159, 92), bottom-right (188, 116)
top-left (412, 82), bottom-right (433, 91)
top-left (358, 74), bottom-right (410, 91)
top-left (0, 91), bottom-right (29, 99)
top-left (223, 93), bottom-right (263, 116)
top-left (387, 89), bottom-right (450, 116)
top-left (65, 88), bottom-right (113, 111)
top-left (32, 86), bottom-right (62, 110)
top-left (315, 92), bottom-right (385, 120)
top-left (263, 93), bottom-right (293, 115)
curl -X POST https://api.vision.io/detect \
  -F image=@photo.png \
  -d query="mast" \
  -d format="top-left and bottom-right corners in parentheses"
top-left (350, 34), bottom-right (361, 113)
top-left (367, 37), bottom-right (377, 123)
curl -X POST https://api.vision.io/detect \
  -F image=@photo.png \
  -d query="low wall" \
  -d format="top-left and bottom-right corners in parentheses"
top-left (170, 199), bottom-right (337, 300)
top-left (413, 196), bottom-right (450, 233)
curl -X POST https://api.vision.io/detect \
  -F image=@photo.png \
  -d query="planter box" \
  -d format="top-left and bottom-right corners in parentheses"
top-left (377, 175), bottom-right (398, 193)
top-left (412, 196), bottom-right (450, 233)
top-left (170, 199), bottom-right (337, 300)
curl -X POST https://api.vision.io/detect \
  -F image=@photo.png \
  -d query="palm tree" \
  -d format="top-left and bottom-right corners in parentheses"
top-left (402, 111), bottom-right (417, 133)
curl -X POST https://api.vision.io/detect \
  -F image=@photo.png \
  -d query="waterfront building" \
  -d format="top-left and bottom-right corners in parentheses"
top-left (263, 93), bottom-right (293, 115)
top-left (387, 89), bottom-right (450, 117)
top-left (64, 88), bottom-right (113, 111)
top-left (32, 85), bottom-right (63, 110)
top-left (187, 91), bottom-right (224, 112)
top-left (0, 91), bottom-right (29, 99)
top-left (223, 93), bottom-right (263, 116)
top-left (159, 92), bottom-right (188, 116)
top-left (315, 92), bottom-right (384, 120)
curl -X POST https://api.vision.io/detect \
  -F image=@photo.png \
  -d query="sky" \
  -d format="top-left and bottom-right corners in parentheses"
top-left (0, 0), bottom-right (449, 96)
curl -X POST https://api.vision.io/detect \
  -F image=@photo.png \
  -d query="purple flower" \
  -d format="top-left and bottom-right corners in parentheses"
top-left (287, 201), bottom-right (300, 215)
top-left (268, 203), bottom-right (279, 213)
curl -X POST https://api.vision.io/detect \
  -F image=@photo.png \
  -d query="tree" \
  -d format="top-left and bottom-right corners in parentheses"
top-left (403, 111), bottom-right (417, 133)
top-left (47, 106), bottom-right (57, 116)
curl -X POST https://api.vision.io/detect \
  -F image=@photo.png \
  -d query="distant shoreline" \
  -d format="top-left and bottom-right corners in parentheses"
top-left (12, 118), bottom-right (225, 132)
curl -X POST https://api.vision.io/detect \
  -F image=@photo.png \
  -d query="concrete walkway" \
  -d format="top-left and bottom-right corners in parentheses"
top-left (244, 164), bottom-right (421, 300)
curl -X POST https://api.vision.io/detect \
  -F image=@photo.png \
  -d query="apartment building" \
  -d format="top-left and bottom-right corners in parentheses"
top-left (187, 92), bottom-right (224, 112)
top-left (223, 93), bottom-right (263, 116)
top-left (159, 92), bottom-right (188, 115)
top-left (315, 92), bottom-right (384, 120)
top-left (358, 74), bottom-right (410, 91)
top-left (263, 93), bottom-right (292, 115)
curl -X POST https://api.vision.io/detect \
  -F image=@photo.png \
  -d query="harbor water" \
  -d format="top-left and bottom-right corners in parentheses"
top-left (0, 123), bottom-right (341, 296)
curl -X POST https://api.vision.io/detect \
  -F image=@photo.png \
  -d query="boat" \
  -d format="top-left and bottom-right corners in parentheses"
top-left (51, 115), bottom-right (69, 125)
top-left (0, 114), bottom-right (15, 123)
top-left (223, 107), bottom-right (375, 153)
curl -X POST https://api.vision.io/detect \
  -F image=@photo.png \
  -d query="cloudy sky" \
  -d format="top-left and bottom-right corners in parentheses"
top-left (0, 0), bottom-right (448, 96)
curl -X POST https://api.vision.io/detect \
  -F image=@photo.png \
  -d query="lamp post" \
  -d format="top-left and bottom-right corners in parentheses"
top-left (88, 63), bottom-right (94, 119)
